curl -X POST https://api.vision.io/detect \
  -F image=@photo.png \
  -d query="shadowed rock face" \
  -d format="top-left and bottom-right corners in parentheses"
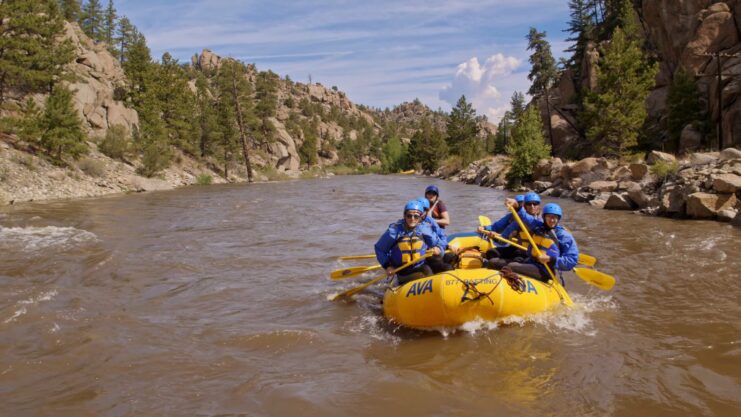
top-left (546, 1), bottom-right (741, 156)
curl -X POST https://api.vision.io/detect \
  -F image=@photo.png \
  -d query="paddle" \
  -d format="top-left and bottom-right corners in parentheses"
top-left (508, 206), bottom-right (573, 305)
top-left (573, 267), bottom-right (615, 290)
top-left (331, 253), bottom-right (435, 301)
top-left (477, 215), bottom-right (502, 250)
top-left (479, 215), bottom-right (597, 267)
top-left (338, 254), bottom-right (376, 261)
top-left (484, 229), bottom-right (613, 291)
top-left (330, 264), bottom-right (382, 280)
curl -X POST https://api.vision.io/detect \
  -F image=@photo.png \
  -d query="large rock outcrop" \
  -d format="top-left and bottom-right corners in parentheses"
top-left (639, 1), bottom-right (741, 150)
top-left (62, 22), bottom-right (139, 138)
top-left (443, 148), bottom-right (741, 226)
top-left (545, 1), bottom-right (741, 156)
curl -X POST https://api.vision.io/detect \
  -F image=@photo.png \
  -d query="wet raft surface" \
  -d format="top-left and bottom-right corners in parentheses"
top-left (1, 175), bottom-right (740, 416)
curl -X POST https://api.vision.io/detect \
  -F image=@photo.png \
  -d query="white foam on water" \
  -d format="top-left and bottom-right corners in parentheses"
top-left (449, 293), bottom-right (617, 338)
top-left (3, 289), bottom-right (58, 324)
top-left (3, 307), bottom-right (27, 324)
top-left (0, 226), bottom-right (97, 252)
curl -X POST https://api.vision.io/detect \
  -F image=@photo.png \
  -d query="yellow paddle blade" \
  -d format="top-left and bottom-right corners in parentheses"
top-left (331, 253), bottom-right (437, 301)
top-left (330, 265), bottom-right (382, 280)
top-left (478, 215), bottom-right (492, 226)
top-left (573, 267), bottom-right (615, 290)
top-left (578, 253), bottom-right (597, 267)
top-left (330, 274), bottom-right (387, 300)
top-left (338, 254), bottom-right (375, 261)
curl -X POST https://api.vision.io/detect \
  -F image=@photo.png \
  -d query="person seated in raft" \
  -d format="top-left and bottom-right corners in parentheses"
top-left (425, 185), bottom-right (450, 229)
top-left (480, 191), bottom-right (543, 264)
top-left (487, 199), bottom-right (579, 284)
top-left (416, 197), bottom-right (454, 273)
top-left (375, 200), bottom-right (445, 285)
top-left (477, 194), bottom-right (525, 262)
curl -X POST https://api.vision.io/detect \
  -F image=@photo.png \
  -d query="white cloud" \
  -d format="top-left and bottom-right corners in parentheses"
top-left (116, 0), bottom-right (570, 116)
top-left (439, 54), bottom-right (522, 122)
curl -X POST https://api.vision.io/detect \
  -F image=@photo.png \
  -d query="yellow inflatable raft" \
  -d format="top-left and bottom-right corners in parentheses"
top-left (382, 232), bottom-right (572, 329)
top-left (383, 268), bottom-right (571, 329)
top-left (446, 231), bottom-right (497, 253)
top-left (398, 169), bottom-right (415, 175)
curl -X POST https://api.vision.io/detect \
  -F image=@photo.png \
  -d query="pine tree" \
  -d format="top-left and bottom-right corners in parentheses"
top-left (122, 30), bottom-right (152, 107)
top-left (408, 119), bottom-right (448, 172)
top-left (581, 7), bottom-right (658, 157)
top-left (36, 85), bottom-right (88, 159)
top-left (193, 72), bottom-right (218, 158)
top-left (80, 0), bottom-right (104, 41)
top-left (494, 110), bottom-right (514, 154)
top-left (298, 131), bottom-right (319, 167)
top-left (60, 0), bottom-right (82, 21)
top-left (214, 90), bottom-right (238, 178)
top-left (446, 95), bottom-right (480, 155)
top-left (215, 59), bottom-right (255, 182)
top-left (103, 0), bottom-right (117, 46)
top-left (666, 67), bottom-right (706, 151)
top-left (527, 28), bottom-right (558, 97)
top-left (151, 52), bottom-right (196, 153)
top-left (115, 17), bottom-right (135, 63)
top-left (509, 91), bottom-right (526, 122)
top-left (564, 0), bottom-right (595, 72)
top-left (0, 0), bottom-right (74, 104)
top-left (505, 106), bottom-right (551, 185)
top-left (380, 135), bottom-right (408, 173)
top-left (526, 27), bottom-right (557, 152)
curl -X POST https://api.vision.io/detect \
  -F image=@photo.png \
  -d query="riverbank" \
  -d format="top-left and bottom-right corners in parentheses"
top-left (0, 136), bottom-right (234, 205)
top-left (437, 149), bottom-right (741, 227)
top-left (4, 132), bottom-right (740, 230)
top-left (0, 135), bottom-right (343, 206)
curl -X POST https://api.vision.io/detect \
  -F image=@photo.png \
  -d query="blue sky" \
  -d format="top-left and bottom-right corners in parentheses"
top-left (115, 0), bottom-right (572, 122)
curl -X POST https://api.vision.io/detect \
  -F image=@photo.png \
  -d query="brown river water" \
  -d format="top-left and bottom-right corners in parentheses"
top-left (1, 175), bottom-right (740, 417)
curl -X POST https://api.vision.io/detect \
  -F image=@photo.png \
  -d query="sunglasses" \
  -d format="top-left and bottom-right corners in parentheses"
top-left (524, 202), bottom-right (540, 206)
top-left (405, 213), bottom-right (421, 220)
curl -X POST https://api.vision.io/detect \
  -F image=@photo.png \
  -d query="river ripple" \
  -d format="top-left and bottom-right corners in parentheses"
top-left (1, 175), bottom-right (739, 416)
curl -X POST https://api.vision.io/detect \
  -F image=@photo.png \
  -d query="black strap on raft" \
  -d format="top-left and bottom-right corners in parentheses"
top-left (446, 271), bottom-right (498, 305)
top-left (500, 267), bottom-right (526, 293)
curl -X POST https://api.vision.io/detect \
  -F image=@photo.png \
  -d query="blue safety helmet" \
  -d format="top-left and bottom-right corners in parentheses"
top-left (515, 194), bottom-right (525, 204)
top-left (416, 197), bottom-right (431, 211)
top-left (425, 185), bottom-right (439, 195)
top-left (542, 203), bottom-right (563, 219)
top-left (404, 200), bottom-right (424, 214)
top-left (524, 192), bottom-right (541, 204)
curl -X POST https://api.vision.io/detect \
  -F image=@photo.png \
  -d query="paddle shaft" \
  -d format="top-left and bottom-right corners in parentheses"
top-left (338, 254), bottom-right (376, 261)
top-left (480, 215), bottom-right (596, 267)
top-left (330, 264), bottom-right (382, 280)
top-left (332, 253), bottom-right (435, 300)
top-left (508, 206), bottom-right (574, 305)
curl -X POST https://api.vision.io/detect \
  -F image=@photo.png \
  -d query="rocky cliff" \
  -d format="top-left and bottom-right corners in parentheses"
top-left (544, 1), bottom-right (741, 157)
top-left (0, 25), bottom-right (444, 205)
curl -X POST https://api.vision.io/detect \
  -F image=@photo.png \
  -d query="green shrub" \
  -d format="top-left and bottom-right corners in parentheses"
top-left (259, 166), bottom-right (291, 181)
top-left (506, 106), bottom-right (551, 186)
top-left (650, 159), bottom-right (679, 179)
top-left (13, 153), bottom-right (36, 171)
top-left (99, 125), bottom-right (130, 159)
top-left (78, 157), bottom-right (106, 177)
top-left (196, 173), bottom-right (213, 185)
top-left (137, 141), bottom-right (171, 177)
top-left (326, 164), bottom-right (357, 176)
top-left (439, 155), bottom-right (464, 176)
